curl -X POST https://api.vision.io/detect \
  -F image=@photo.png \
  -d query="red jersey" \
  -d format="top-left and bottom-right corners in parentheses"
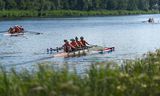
top-left (14, 26), bottom-right (21, 33)
top-left (63, 43), bottom-right (71, 52)
top-left (8, 28), bottom-right (14, 34)
top-left (75, 40), bottom-right (82, 47)
top-left (80, 40), bottom-right (88, 46)
top-left (70, 41), bottom-right (78, 48)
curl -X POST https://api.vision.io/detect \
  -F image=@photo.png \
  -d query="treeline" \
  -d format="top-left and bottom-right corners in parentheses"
top-left (0, 0), bottom-right (160, 11)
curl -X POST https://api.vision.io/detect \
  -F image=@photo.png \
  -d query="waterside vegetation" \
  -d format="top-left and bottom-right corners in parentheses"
top-left (0, 49), bottom-right (160, 96)
top-left (0, 0), bottom-right (160, 18)
top-left (0, 10), bottom-right (159, 18)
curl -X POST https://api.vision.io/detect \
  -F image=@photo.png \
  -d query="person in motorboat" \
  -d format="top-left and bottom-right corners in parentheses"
top-left (80, 36), bottom-right (89, 48)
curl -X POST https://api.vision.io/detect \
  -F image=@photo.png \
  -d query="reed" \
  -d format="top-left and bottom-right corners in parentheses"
top-left (0, 49), bottom-right (160, 96)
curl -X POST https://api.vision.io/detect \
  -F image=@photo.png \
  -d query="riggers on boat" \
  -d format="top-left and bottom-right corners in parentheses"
top-left (4, 32), bottom-right (24, 36)
top-left (52, 45), bottom-right (115, 58)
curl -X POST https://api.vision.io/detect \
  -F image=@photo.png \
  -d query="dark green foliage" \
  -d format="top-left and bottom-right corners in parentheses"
top-left (0, 0), bottom-right (160, 11)
top-left (0, 0), bottom-right (159, 17)
top-left (46, 10), bottom-right (159, 16)
top-left (0, 10), bottom-right (159, 18)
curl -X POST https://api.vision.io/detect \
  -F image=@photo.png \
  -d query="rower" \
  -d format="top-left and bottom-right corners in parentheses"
top-left (148, 18), bottom-right (154, 23)
top-left (14, 25), bottom-right (21, 33)
top-left (75, 37), bottom-right (82, 48)
top-left (80, 36), bottom-right (89, 48)
top-left (8, 27), bottom-right (15, 34)
top-left (63, 40), bottom-right (71, 52)
top-left (19, 26), bottom-right (24, 32)
top-left (151, 18), bottom-right (154, 23)
top-left (70, 39), bottom-right (78, 51)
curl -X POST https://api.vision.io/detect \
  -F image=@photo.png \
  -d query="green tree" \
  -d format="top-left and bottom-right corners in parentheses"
top-left (0, 0), bottom-right (5, 10)
top-left (138, 0), bottom-right (149, 10)
top-left (77, 0), bottom-right (85, 10)
top-left (107, 0), bottom-right (118, 10)
top-left (117, 0), bottom-right (128, 10)
top-left (99, 0), bottom-right (108, 9)
top-left (149, 0), bottom-right (159, 10)
top-left (0, 0), bottom-right (158, 12)
top-left (92, 0), bottom-right (101, 10)
top-left (17, 0), bottom-right (26, 10)
top-left (5, 0), bottom-right (17, 9)
top-left (127, 0), bottom-right (138, 10)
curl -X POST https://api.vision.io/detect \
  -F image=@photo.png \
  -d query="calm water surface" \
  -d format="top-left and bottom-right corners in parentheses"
top-left (1, 14), bottom-right (160, 72)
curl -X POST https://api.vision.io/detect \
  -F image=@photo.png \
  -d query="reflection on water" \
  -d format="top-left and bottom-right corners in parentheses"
top-left (0, 14), bottom-right (160, 70)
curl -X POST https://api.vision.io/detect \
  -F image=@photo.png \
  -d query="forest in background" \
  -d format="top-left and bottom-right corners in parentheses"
top-left (0, 0), bottom-right (160, 11)
top-left (0, 0), bottom-right (160, 17)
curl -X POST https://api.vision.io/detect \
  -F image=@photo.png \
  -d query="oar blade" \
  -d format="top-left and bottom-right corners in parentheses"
top-left (25, 31), bottom-right (43, 35)
top-left (0, 31), bottom-right (8, 33)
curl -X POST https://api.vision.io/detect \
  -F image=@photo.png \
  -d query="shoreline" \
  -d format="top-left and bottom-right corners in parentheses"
top-left (0, 10), bottom-right (159, 19)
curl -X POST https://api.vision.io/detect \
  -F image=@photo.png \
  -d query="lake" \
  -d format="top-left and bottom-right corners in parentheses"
top-left (1, 14), bottom-right (160, 72)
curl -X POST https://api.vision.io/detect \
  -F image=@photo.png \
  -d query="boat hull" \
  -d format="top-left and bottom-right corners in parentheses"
top-left (4, 32), bottom-right (24, 36)
top-left (53, 46), bottom-right (115, 58)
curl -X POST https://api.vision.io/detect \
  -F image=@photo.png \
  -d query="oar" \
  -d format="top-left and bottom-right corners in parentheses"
top-left (0, 30), bottom-right (42, 35)
top-left (5, 56), bottom-right (54, 67)
top-left (47, 47), bottom-right (63, 54)
top-left (47, 45), bottom-right (97, 53)
top-left (0, 31), bottom-right (7, 33)
top-left (24, 31), bottom-right (43, 35)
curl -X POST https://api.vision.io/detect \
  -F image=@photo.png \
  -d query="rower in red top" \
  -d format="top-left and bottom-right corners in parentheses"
top-left (80, 36), bottom-right (89, 47)
top-left (14, 25), bottom-right (21, 33)
top-left (75, 37), bottom-right (82, 48)
top-left (70, 39), bottom-right (78, 51)
top-left (63, 40), bottom-right (71, 52)
top-left (8, 27), bottom-right (15, 34)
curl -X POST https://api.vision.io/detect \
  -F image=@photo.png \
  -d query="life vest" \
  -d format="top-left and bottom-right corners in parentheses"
top-left (76, 40), bottom-right (82, 47)
top-left (14, 26), bottom-right (21, 33)
top-left (70, 41), bottom-right (78, 48)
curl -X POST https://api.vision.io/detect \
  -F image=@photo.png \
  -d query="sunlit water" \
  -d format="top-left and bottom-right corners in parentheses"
top-left (1, 14), bottom-right (160, 72)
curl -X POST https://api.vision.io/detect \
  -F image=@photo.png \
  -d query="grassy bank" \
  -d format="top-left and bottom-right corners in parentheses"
top-left (0, 10), bottom-right (159, 18)
top-left (1, 49), bottom-right (160, 96)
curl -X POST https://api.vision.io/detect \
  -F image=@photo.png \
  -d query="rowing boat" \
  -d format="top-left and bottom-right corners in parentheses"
top-left (3, 31), bottom-right (42, 36)
top-left (53, 46), bottom-right (115, 58)
top-left (142, 21), bottom-right (160, 24)
top-left (4, 32), bottom-right (24, 36)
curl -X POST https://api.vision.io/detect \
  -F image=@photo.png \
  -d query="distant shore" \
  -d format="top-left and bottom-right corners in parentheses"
top-left (0, 10), bottom-right (159, 18)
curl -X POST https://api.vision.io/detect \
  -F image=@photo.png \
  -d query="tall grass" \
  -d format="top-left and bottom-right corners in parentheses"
top-left (0, 10), bottom-right (38, 18)
top-left (0, 49), bottom-right (160, 96)
top-left (0, 10), bottom-right (159, 18)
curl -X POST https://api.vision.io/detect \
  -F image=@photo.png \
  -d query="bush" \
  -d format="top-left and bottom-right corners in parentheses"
top-left (1, 49), bottom-right (160, 96)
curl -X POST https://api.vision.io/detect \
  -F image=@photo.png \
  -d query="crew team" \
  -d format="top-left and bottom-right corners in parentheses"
top-left (8, 25), bottom-right (24, 34)
top-left (63, 36), bottom-right (89, 52)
